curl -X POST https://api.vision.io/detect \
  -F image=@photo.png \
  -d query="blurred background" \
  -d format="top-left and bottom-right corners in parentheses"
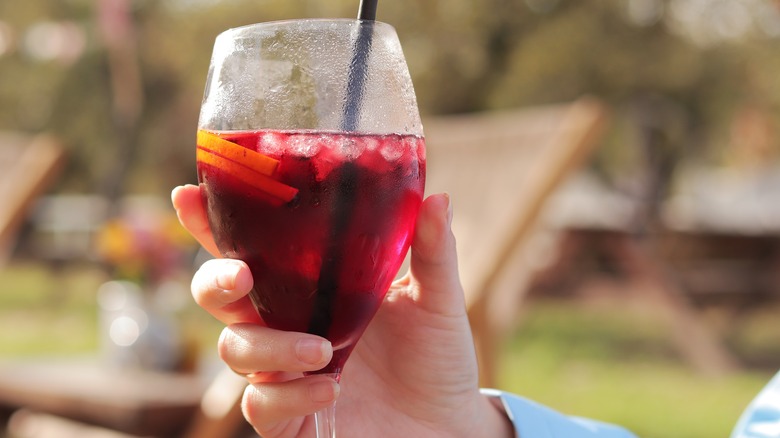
top-left (1, 0), bottom-right (779, 437)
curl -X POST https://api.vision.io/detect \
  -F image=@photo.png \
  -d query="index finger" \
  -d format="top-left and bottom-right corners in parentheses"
top-left (171, 184), bottom-right (221, 257)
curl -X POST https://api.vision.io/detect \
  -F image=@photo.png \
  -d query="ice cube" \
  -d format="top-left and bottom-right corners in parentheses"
top-left (363, 136), bottom-right (380, 152)
top-left (289, 133), bottom-right (321, 157)
top-left (379, 135), bottom-right (404, 161)
top-left (410, 136), bottom-right (425, 161)
top-left (258, 131), bottom-right (283, 155)
top-left (313, 154), bottom-right (340, 182)
top-left (337, 135), bottom-right (364, 161)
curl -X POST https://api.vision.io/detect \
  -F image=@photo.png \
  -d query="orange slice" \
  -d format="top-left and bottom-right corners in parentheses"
top-left (197, 129), bottom-right (279, 176)
top-left (197, 148), bottom-right (298, 203)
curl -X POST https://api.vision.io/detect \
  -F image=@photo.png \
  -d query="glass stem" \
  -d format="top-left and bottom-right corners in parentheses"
top-left (314, 402), bottom-right (337, 438)
top-left (312, 372), bottom-right (340, 438)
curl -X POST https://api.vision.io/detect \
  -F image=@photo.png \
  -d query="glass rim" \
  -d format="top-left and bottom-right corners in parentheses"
top-left (216, 18), bottom-right (395, 39)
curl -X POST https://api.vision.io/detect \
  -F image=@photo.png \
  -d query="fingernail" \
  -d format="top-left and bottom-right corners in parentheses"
top-left (216, 262), bottom-right (242, 291)
top-left (309, 380), bottom-right (339, 403)
top-left (443, 192), bottom-right (453, 226)
top-left (296, 339), bottom-right (330, 365)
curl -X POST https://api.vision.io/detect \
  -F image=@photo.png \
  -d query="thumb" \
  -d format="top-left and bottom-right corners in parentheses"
top-left (408, 193), bottom-right (466, 316)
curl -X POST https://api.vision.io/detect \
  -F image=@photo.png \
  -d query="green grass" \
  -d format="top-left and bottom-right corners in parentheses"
top-left (497, 300), bottom-right (776, 438)
top-left (1, 262), bottom-right (778, 438)
top-left (0, 262), bottom-right (105, 356)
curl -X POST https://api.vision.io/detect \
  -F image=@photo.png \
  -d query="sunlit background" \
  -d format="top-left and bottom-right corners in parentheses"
top-left (1, 1), bottom-right (780, 437)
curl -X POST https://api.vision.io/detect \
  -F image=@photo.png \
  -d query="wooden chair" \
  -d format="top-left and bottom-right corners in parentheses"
top-left (423, 97), bottom-right (609, 386)
top-left (0, 132), bottom-right (65, 266)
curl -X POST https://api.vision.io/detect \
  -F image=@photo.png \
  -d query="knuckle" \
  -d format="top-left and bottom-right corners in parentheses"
top-left (218, 326), bottom-right (253, 365)
top-left (242, 384), bottom-right (285, 434)
top-left (219, 325), bottom-right (274, 371)
top-left (241, 382), bottom-right (307, 437)
top-left (241, 385), bottom-right (265, 424)
top-left (217, 327), bottom-right (234, 362)
top-left (190, 260), bottom-right (218, 304)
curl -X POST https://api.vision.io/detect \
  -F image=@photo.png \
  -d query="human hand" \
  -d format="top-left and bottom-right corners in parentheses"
top-left (172, 184), bottom-right (513, 438)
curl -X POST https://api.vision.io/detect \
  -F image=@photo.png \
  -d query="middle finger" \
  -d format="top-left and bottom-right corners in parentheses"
top-left (220, 323), bottom-right (333, 374)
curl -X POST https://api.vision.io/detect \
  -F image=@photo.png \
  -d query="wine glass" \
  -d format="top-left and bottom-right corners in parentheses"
top-left (196, 19), bottom-right (425, 437)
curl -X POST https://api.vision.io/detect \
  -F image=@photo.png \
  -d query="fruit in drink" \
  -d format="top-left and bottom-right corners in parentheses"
top-left (197, 129), bottom-right (425, 374)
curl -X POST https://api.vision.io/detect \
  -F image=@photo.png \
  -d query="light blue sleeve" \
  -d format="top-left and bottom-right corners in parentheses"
top-left (730, 371), bottom-right (780, 438)
top-left (481, 389), bottom-right (638, 438)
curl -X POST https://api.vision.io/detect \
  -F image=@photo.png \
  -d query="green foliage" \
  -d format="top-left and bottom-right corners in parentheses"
top-left (0, 262), bottom-right (105, 355)
top-left (1, 0), bottom-right (779, 195)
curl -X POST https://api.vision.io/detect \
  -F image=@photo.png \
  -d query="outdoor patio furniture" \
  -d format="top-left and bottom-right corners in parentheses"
top-left (0, 132), bottom-right (65, 265)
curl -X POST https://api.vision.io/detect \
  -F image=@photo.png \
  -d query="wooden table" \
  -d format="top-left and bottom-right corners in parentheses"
top-left (0, 358), bottom-right (208, 437)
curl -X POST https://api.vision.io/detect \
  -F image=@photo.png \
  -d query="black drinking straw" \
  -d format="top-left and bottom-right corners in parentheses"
top-left (357, 0), bottom-right (378, 21)
top-left (308, 1), bottom-right (378, 341)
top-left (343, 0), bottom-right (377, 132)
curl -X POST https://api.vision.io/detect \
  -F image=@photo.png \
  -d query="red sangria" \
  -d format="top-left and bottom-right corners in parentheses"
top-left (197, 129), bottom-right (425, 374)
